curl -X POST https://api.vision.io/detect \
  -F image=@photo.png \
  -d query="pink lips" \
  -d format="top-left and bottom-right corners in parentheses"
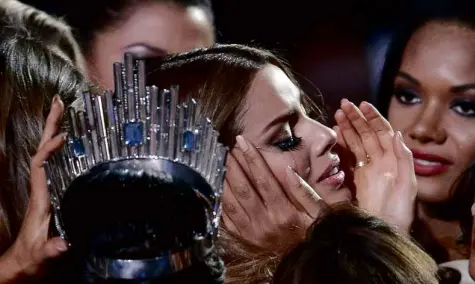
top-left (319, 156), bottom-right (345, 186)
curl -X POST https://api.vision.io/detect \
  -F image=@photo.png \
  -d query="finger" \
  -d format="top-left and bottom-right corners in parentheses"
top-left (28, 133), bottom-right (67, 217)
top-left (359, 101), bottom-right (394, 153)
top-left (226, 153), bottom-right (267, 214)
top-left (285, 166), bottom-right (326, 218)
top-left (341, 99), bottom-right (383, 158)
top-left (40, 237), bottom-right (68, 260)
top-left (393, 131), bottom-right (415, 187)
top-left (334, 109), bottom-right (367, 162)
top-left (235, 135), bottom-right (287, 208)
top-left (222, 179), bottom-right (252, 235)
top-left (333, 125), bottom-right (348, 149)
top-left (221, 210), bottom-right (241, 236)
top-left (39, 95), bottom-right (64, 149)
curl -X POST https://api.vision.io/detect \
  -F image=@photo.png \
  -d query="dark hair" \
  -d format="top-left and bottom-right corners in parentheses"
top-left (54, 0), bottom-right (214, 58)
top-left (0, 0), bottom-right (85, 71)
top-left (47, 160), bottom-right (225, 283)
top-left (374, 2), bottom-right (475, 262)
top-left (0, 28), bottom-right (85, 253)
top-left (272, 203), bottom-right (439, 284)
top-left (376, 2), bottom-right (475, 116)
top-left (145, 44), bottom-right (324, 283)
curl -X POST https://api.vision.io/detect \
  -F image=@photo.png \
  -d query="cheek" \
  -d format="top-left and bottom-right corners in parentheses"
top-left (449, 125), bottom-right (475, 167)
top-left (260, 151), bottom-right (302, 186)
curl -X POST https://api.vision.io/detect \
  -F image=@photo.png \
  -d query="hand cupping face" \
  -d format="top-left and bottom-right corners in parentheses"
top-left (334, 99), bottom-right (416, 233)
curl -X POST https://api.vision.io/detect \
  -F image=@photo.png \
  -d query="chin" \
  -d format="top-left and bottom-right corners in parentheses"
top-left (416, 185), bottom-right (452, 204)
top-left (325, 187), bottom-right (353, 205)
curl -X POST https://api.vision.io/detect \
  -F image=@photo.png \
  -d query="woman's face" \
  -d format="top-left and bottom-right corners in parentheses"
top-left (388, 21), bottom-right (475, 203)
top-left (90, 2), bottom-right (214, 88)
top-left (239, 64), bottom-right (352, 204)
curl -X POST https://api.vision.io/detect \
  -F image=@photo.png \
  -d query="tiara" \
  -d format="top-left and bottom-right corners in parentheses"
top-left (44, 54), bottom-right (228, 279)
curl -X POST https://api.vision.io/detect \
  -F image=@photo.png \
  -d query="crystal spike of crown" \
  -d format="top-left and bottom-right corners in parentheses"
top-left (44, 54), bottom-right (227, 279)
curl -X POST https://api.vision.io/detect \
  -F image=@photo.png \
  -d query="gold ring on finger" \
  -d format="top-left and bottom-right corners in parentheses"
top-left (355, 155), bottom-right (370, 170)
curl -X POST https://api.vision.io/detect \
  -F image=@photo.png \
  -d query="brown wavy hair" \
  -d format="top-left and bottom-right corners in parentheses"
top-left (145, 44), bottom-right (324, 283)
top-left (0, 27), bottom-right (85, 253)
top-left (273, 203), bottom-right (439, 284)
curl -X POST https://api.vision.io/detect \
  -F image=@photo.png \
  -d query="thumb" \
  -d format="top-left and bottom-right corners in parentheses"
top-left (40, 237), bottom-right (68, 260)
top-left (285, 166), bottom-right (326, 218)
top-left (393, 131), bottom-right (415, 186)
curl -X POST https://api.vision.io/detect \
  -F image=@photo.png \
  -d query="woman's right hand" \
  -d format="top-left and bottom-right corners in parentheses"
top-left (334, 99), bottom-right (416, 234)
top-left (221, 135), bottom-right (327, 253)
top-left (0, 96), bottom-right (68, 283)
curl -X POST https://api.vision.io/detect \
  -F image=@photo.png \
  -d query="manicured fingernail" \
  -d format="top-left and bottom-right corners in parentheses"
top-left (57, 241), bottom-right (68, 252)
top-left (236, 135), bottom-right (249, 152)
top-left (471, 203), bottom-right (475, 216)
top-left (52, 95), bottom-right (60, 106)
top-left (286, 166), bottom-right (301, 187)
top-left (61, 132), bottom-right (68, 140)
top-left (341, 98), bottom-right (349, 104)
top-left (359, 101), bottom-right (370, 112)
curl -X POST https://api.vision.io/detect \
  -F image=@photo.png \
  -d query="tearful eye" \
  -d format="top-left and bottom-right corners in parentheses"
top-left (273, 136), bottom-right (302, 152)
top-left (393, 88), bottom-right (421, 105)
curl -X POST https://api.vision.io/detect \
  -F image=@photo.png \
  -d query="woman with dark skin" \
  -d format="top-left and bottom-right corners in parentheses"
top-left (375, 4), bottom-right (475, 280)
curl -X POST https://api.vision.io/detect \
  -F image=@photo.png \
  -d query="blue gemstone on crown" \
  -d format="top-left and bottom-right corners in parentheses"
top-left (124, 122), bottom-right (144, 146)
top-left (183, 130), bottom-right (194, 151)
top-left (69, 138), bottom-right (85, 157)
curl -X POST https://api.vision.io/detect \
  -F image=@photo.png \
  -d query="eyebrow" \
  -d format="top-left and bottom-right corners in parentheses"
top-left (450, 84), bottom-right (475, 93)
top-left (397, 71), bottom-right (475, 94)
top-left (261, 110), bottom-right (297, 135)
top-left (396, 71), bottom-right (420, 86)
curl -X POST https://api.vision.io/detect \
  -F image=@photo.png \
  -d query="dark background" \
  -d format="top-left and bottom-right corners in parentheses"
top-left (20, 0), bottom-right (437, 121)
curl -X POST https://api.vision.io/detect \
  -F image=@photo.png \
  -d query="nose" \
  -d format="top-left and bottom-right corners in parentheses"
top-left (311, 122), bottom-right (337, 157)
top-left (408, 101), bottom-right (447, 145)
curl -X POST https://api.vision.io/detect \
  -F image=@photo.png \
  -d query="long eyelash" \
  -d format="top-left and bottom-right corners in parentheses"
top-left (272, 136), bottom-right (303, 152)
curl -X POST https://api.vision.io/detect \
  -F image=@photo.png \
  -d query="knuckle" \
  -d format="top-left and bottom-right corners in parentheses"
top-left (254, 177), bottom-right (271, 192)
top-left (360, 131), bottom-right (373, 140)
top-left (223, 203), bottom-right (239, 216)
top-left (233, 185), bottom-right (252, 200)
top-left (244, 151), bottom-right (258, 164)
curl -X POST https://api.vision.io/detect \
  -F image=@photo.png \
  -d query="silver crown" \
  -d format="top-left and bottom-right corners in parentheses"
top-left (44, 54), bottom-right (227, 279)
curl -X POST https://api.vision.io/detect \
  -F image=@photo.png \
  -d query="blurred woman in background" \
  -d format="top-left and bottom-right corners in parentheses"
top-left (55, 0), bottom-right (215, 88)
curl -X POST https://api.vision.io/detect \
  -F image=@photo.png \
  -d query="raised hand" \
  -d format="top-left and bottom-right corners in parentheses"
top-left (334, 99), bottom-right (416, 233)
top-left (221, 135), bottom-right (327, 253)
top-left (0, 96), bottom-right (68, 283)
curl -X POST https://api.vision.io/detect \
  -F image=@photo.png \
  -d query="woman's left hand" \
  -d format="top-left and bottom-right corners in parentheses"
top-left (334, 99), bottom-right (417, 234)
